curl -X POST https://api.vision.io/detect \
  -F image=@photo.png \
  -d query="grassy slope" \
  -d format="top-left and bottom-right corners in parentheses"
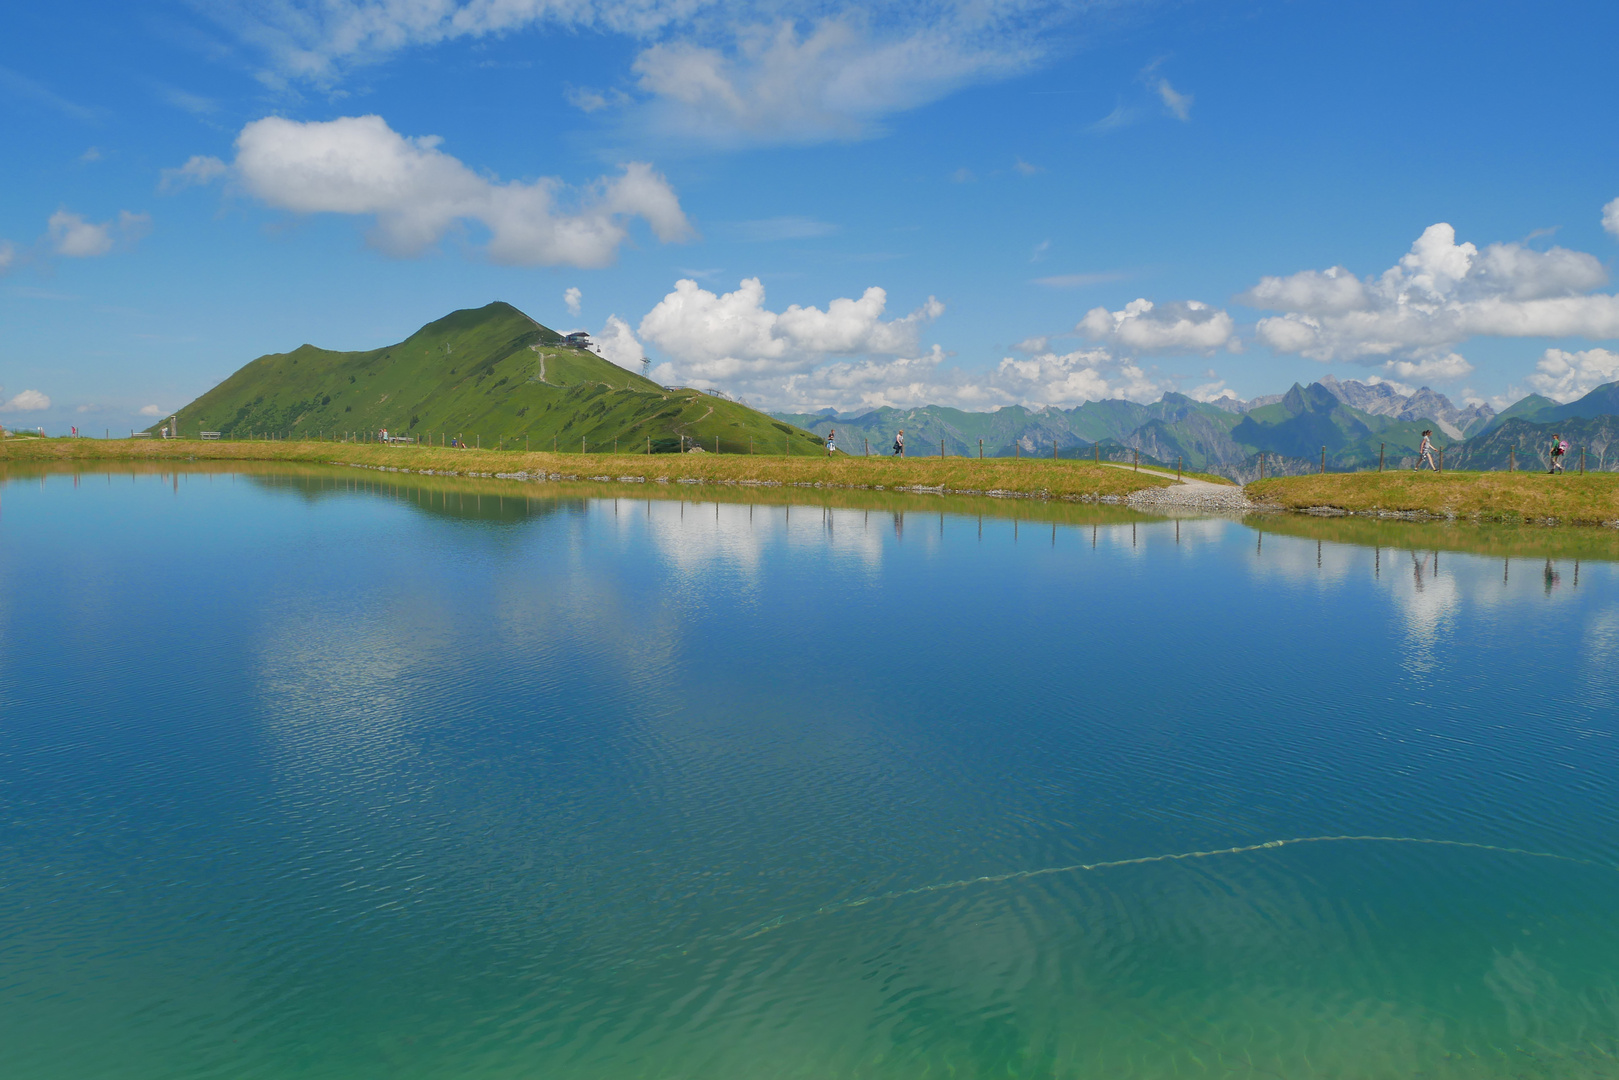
top-left (0, 438), bottom-right (1175, 499)
top-left (1249, 471), bottom-right (1619, 524)
top-left (159, 301), bottom-right (827, 455)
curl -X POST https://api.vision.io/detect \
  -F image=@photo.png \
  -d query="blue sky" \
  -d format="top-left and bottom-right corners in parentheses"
top-left (3, 0), bottom-right (1618, 431)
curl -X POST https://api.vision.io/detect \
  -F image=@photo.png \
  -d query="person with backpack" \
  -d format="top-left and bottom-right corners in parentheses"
top-left (1549, 434), bottom-right (1567, 473)
top-left (892, 429), bottom-right (905, 457)
top-left (1415, 430), bottom-right (1437, 471)
top-left (826, 428), bottom-right (837, 456)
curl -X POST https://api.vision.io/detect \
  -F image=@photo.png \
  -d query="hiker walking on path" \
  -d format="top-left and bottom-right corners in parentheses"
top-left (893, 429), bottom-right (905, 457)
top-left (1549, 434), bottom-right (1568, 474)
top-left (1415, 430), bottom-right (1438, 472)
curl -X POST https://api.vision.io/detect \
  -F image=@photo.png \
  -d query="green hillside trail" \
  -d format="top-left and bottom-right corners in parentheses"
top-left (157, 301), bottom-right (824, 455)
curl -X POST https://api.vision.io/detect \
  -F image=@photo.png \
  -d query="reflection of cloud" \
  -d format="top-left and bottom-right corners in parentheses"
top-left (1391, 550), bottom-right (1460, 675)
top-left (636, 497), bottom-right (887, 582)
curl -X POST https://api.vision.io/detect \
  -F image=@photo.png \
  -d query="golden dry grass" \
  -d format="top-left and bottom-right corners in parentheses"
top-left (0, 437), bottom-right (1174, 500)
top-left (1249, 470), bottom-right (1619, 524)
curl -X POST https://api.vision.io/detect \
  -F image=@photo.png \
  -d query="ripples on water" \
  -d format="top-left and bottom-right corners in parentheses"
top-left (2, 466), bottom-right (1618, 1078)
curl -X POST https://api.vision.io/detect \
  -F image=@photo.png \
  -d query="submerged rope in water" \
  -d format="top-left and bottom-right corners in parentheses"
top-left (739, 834), bottom-right (1611, 940)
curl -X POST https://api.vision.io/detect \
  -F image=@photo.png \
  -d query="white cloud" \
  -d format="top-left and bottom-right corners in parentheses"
top-left (230, 114), bottom-right (691, 267)
top-left (138, 404), bottom-right (164, 416)
top-left (160, 154), bottom-right (228, 193)
top-left (639, 276), bottom-right (942, 390)
top-left (1079, 298), bottom-right (1235, 352)
top-left (1014, 157), bottom-right (1040, 175)
top-left (564, 85), bottom-right (630, 113)
top-left (595, 314), bottom-right (646, 371)
top-left (4, 390), bottom-right (51, 412)
top-left (1526, 347), bottom-right (1619, 402)
top-left (564, 286), bottom-right (582, 316)
top-left (1012, 335), bottom-right (1049, 353)
top-left (1605, 198), bottom-right (1619, 240)
top-left (0, 240), bottom-right (15, 274)
top-left (1248, 220), bottom-right (1619, 362)
top-left (1156, 78), bottom-right (1192, 121)
top-left (1384, 351), bottom-right (1474, 382)
top-left (49, 210), bottom-right (111, 256)
top-left (207, 2), bottom-right (1053, 146)
top-left (47, 209), bottom-right (150, 257)
top-left (630, 16), bottom-right (1044, 145)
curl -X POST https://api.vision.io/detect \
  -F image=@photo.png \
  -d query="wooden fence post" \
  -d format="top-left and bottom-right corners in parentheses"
top-left (1509, 446), bottom-right (1514, 472)
top-left (1052, 440), bottom-right (1057, 460)
top-left (1320, 446), bottom-right (1326, 474)
top-left (941, 437), bottom-right (945, 457)
top-left (979, 438), bottom-right (983, 459)
top-left (1581, 447), bottom-right (1586, 474)
top-left (1177, 456), bottom-right (1182, 480)
top-left (1259, 452), bottom-right (1265, 481)
top-left (1379, 443), bottom-right (1384, 471)
top-left (1133, 449), bottom-right (1138, 471)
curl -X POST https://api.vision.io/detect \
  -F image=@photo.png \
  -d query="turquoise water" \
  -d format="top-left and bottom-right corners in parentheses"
top-left (3, 467), bottom-right (1619, 1078)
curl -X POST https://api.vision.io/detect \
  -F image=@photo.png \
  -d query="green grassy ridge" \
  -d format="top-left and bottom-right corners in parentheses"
top-left (1248, 471), bottom-right (1619, 525)
top-left (0, 438), bottom-right (1175, 499)
top-left (156, 301), bottom-right (827, 455)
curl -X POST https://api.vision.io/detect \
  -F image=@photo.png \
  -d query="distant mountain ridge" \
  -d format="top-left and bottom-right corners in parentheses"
top-left (776, 377), bottom-right (1619, 480)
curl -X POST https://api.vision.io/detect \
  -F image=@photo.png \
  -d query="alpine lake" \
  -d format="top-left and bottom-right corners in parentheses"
top-left (3, 462), bottom-right (1618, 1080)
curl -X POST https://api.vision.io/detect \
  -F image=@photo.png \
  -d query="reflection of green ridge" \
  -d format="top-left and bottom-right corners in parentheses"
top-left (1251, 512), bottom-right (1619, 562)
top-left (244, 472), bottom-right (587, 525)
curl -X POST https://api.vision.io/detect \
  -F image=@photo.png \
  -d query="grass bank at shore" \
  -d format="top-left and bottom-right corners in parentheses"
top-left (0, 437), bottom-right (1175, 500)
top-left (1250, 471), bottom-right (1619, 525)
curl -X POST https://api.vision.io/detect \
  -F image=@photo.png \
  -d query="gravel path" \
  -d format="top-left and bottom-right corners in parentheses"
top-left (1103, 463), bottom-right (1258, 513)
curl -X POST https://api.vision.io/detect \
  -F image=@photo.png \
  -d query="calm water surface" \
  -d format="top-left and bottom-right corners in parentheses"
top-left (3, 467), bottom-right (1618, 1078)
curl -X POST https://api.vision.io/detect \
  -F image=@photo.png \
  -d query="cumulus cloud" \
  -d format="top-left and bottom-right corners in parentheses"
top-left (138, 404), bottom-right (165, 416)
top-left (639, 277), bottom-right (942, 388)
top-left (1247, 221), bottom-right (1619, 363)
top-left (1385, 351), bottom-right (1474, 382)
top-left (751, 344), bottom-right (1181, 413)
top-left (1605, 198), bottom-right (1619, 240)
top-left (595, 314), bottom-right (646, 371)
top-left (159, 154), bottom-right (228, 193)
top-left (1156, 78), bottom-right (1191, 121)
top-left (1078, 298), bottom-right (1235, 352)
top-left (0, 240), bottom-right (15, 274)
top-left (47, 209), bottom-right (150, 257)
top-left (1526, 347), bottom-right (1619, 402)
top-left (4, 390), bottom-right (51, 412)
top-left (228, 114), bottom-right (691, 267)
top-left (564, 286), bottom-right (582, 315)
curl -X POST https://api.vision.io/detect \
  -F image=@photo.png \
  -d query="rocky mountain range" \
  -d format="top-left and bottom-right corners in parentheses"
top-left (776, 378), bottom-right (1619, 481)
